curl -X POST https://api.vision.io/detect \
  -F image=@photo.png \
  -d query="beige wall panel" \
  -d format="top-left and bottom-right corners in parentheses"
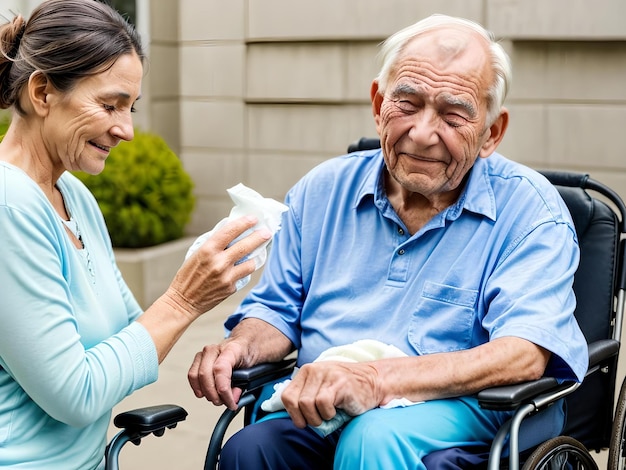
top-left (181, 44), bottom-right (245, 98)
top-left (181, 149), bottom-right (246, 199)
top-left (248, 0), bottom-right (484, 40)
top-left (180, 101), bottom-right (245, 149)
top-left (508, 42), bottom-right (626, 101)
top-left (488, 0), bottom-right (626, 39)
top-left (496, 104), bottom-right (548, 166)
top-left (187, 197), bottom-right (236, 235)
top-left (149, 0), bottom-right (178, 42)
top-left (247, 104), bottom-right (376, 154)
top-left (546, 105), bottom-right (626, 170)
top-left (180, 0), bottom-right (245, 41)
top-left (247, 151), bottom-right (333, 200)
top-left (148, 101), bottom-right (181, 153)
top-left (147, 45), bottom-right (179, 99)
top-left (345, 43), bottom-right (381, 101)
top-left (246, 44), bottom-right (346, 101)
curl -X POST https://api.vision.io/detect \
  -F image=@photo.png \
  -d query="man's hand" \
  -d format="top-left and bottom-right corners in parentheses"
top-left (188, 341), bottom-right (248, 410)
top-left (188, 318), bottom-right (294, 410)
top-left (280, 361), bottom-right (382, 428)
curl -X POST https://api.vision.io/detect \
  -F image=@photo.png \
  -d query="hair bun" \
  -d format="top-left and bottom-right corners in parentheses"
top-left (3, 15), bottom-right (27, 59)
top-left (0, 14), bottom-right (26, 109)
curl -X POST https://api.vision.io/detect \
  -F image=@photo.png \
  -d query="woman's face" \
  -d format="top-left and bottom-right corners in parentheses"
top-left (43, 52), bottom-right (143, 175)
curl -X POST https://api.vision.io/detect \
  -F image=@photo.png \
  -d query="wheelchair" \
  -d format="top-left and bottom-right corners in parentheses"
top-left (186, 137), bottom-right (626, 469)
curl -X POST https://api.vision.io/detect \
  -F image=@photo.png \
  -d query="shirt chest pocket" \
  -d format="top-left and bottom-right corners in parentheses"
top-left (408, 281), bottom-right (479, 355)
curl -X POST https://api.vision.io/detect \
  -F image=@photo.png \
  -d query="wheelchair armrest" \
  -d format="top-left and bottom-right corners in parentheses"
top-left (231, 358), bottom-right (297, 391)
top-left (106, 405), bottom-right (188, 470)
top-left (113, 404), bottom-right (188, 435)
top-left (587, 338), bottom-right (619, 369)
top-left (477, 377), bottom-right (562, 410)
top-left (477, 339), bottom-right (620, 411)
top-left (204, 358), bottom-right (297, 470)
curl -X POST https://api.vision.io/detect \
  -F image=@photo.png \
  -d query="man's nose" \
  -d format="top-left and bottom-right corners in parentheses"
top-left (407, 109), bottom-right (439, 146)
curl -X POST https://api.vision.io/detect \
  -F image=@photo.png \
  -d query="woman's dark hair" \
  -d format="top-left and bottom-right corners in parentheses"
top-left (0, 0), bottom-right (145, 114)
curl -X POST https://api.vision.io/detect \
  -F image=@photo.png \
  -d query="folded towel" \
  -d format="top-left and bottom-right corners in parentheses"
top-left (260, 339), bottom-right (423, 436)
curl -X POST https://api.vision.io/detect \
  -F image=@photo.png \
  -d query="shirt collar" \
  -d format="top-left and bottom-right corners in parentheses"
top-left (353, 149), bottom-right (386, 209)
top-left (353, 150), bottom-right (497, 222)
top-left (458, 156), bottom-right (497, 222)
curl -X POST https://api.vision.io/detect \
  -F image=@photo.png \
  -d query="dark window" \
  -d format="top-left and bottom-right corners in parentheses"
top-left (98, 0), bottom-right (136, 25)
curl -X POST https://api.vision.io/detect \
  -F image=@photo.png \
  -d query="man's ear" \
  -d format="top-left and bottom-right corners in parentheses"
top-left (370, 80), bottom-right (383, 132)
top-left (479, 107), bottom-right (509, 158)
top-left (27, 71), bottom-right (52, 118)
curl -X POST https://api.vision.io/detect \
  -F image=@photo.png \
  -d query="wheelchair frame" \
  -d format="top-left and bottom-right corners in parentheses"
top-left (108, 137), bottom-right (626, 470)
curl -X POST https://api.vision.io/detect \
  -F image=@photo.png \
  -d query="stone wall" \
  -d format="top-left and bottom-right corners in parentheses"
top-left (147, 0), bottom-right (626, 233)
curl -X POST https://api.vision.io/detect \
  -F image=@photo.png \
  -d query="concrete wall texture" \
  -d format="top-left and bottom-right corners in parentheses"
top-left (7, 0), bottom-right (625, 233)
top-left (143, 0), bottom-right (626, 236)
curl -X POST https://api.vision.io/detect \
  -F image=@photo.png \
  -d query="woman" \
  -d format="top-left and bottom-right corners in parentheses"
top-left (0, 1), bottom-right (270, 468)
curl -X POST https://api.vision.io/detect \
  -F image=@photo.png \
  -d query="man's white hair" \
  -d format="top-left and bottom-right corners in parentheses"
top-left (375, 14), bottom-right (512, 126)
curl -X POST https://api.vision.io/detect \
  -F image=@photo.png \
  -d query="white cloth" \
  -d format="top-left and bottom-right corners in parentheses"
top-left (185, 183), bottom-right (288, 290)
top-left (260, 339), bottom-right (423, 436)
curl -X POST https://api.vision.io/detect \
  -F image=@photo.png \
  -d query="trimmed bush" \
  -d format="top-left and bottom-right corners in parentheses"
top-left (0, 113), bottom-right (10, 138)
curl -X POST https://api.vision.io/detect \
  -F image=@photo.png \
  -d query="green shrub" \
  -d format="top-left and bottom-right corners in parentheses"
top-left (74, 130), bottom-right (195, 248)
top-left (0, 113), bottom-right (10, 138)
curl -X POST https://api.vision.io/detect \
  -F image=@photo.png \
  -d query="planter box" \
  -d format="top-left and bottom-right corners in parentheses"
top-left (114, 236), bottom-right (196, 309)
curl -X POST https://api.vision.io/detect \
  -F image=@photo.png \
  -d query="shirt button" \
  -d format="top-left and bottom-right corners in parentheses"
top-left (398, 228), bottom-right (405, 235)
top-left (398, 249), bottom-right (405, 255)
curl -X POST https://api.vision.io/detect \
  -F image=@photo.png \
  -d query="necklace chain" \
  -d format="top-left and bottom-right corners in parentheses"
top-left (60, 199), bottom-right (96, 284)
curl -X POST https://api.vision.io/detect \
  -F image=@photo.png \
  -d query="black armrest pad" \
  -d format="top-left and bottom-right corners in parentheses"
top-left (477, 339), bottom-right (620, 411)
top-left (232, 358), bottom-right (297, 390)
top-left (477, 377), bottom-right (561, 410)
top-left (587, 339), bottom-right (620, 368)
top-left (113, 404), bottom-right (188, 433)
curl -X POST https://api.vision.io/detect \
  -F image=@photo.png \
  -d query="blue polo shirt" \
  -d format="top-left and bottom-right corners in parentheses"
top-left (226, 149), bottom-right (588, 382)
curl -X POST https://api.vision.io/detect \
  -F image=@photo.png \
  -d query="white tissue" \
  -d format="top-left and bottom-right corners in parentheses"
top-left (260, 339), bottom-right (423, 436)
top-left (185, 183), bottom-right (288, 290)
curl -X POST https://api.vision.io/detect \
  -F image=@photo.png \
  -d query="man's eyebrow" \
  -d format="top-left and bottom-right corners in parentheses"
top-left (389, 83), bottom-right (420, 98)
top-left (387, 85), bottom-right (477, 118)
top-left (439, 93), bottom-right (476, 118)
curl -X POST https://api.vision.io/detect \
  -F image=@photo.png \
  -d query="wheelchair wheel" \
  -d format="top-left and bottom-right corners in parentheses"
top-left (521, 435), bottom-right (598, 470)
top-left (609, 376), bottom-right (626, 470)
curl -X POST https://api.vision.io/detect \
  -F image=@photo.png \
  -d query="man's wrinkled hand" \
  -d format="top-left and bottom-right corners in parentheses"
top-left (280, 361), bottom-right (381, 428)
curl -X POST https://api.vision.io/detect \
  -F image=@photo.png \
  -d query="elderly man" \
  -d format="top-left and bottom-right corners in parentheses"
top-left (188, 14), bottom-right (588, 469)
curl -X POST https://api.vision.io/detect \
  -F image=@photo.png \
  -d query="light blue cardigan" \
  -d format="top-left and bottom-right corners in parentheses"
top-left (0, 162), bottom-right (158, 469)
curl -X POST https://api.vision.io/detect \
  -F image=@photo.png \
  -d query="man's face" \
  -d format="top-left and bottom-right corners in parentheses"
top-left (373, 28), bottom-right (495, 200)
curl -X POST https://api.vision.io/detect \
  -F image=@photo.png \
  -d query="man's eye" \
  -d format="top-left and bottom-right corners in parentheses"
top-left (103, 104), bottom-right (115, 112)
top-left (444, 114), bottom-right (466, 128)
top-left (395, 100), bottom-right (417, 112)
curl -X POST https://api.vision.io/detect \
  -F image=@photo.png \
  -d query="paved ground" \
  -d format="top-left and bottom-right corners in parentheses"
top-left (107, 287), bottom-right (252, 470)
top-left (108, 279), bottom-right (620, 469)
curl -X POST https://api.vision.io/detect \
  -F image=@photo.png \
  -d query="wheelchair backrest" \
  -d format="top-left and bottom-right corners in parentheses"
top-left (544, 176), bottom-right (624, 451)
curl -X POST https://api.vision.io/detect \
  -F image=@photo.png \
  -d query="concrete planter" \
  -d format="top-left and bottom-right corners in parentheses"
top-left (114, 236), bottom-right (196, 309)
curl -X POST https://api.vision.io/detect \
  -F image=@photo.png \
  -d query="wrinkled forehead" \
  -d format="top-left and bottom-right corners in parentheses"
top-left (396, 26), bottom-right (492, 81)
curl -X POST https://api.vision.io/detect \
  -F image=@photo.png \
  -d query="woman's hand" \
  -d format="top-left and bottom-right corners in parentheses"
top-left (165, 215), bottom-right (271, 318)
top-left (138, 216), bottom-right (271, 362)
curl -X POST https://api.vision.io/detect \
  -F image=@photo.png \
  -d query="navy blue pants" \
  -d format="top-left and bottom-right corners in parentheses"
top-left (218, 397), bottom-right (565, 469)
